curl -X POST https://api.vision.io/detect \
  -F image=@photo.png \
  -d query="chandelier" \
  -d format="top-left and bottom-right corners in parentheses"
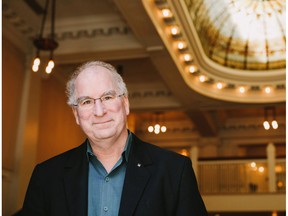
top-left (32, 0), bottom-right (58, 74)
top-left (148, 123), bottom-right (167, 134)
top-left (263, 107), bottom-right (278, 130)
top-left (147, 112), bottom-right (167, 134)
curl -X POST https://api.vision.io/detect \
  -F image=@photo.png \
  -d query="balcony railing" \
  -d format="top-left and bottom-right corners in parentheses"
top-left (198, 158), bottom-right (286, 194)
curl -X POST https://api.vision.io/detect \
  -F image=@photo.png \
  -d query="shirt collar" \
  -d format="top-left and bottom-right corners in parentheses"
top-left (86, 130), bottom-right (132, 162)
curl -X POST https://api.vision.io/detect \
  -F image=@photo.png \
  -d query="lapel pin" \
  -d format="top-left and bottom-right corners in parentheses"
top-left (137, 163), bottom-right (141, 167)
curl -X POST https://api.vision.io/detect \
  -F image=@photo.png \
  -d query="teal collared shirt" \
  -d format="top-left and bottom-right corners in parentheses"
top-left (86, 131), bottom-right (132, 216)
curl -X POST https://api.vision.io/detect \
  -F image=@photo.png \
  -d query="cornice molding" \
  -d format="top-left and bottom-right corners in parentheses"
top-left (128, 86), bottom-right (182, 110)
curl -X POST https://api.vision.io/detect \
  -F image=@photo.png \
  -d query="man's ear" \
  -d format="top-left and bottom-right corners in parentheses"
top-left (72, 107), bottom-right (80, 125)
top-left (123, 96), bottom-right (130, 116)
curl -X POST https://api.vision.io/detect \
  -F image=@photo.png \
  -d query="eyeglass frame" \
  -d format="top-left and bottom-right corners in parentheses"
top-left (72, 91), bottom-right (125, 110)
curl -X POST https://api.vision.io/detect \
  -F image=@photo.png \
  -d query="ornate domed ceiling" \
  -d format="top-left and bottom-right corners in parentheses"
top-left (143, 0), bottom-right (286, 103)
top-left (188, 0), bottom-right (286, 70)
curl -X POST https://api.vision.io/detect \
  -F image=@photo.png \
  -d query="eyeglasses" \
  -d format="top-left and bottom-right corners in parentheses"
top-left (73, 93), bottom-right (125, 111)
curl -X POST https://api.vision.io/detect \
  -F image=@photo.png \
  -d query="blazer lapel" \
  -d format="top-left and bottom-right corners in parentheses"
top-left (118, 135), bottom-right (153, 216)
top-left (63, 143), bottom-right (88, 216)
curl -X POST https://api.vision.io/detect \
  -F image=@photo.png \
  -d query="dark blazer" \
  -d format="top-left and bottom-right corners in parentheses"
top-left (22, 133), bottom-right (208, 216)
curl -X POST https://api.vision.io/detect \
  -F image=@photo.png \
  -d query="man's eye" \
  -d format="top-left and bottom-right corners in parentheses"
top-left (80, 99), bottom-right (93, 106)
top-left (101, 95), bottom-right (114, 101)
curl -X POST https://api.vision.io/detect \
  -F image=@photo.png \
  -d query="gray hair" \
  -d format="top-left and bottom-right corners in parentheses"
top-left (66, 61), bottom-right (128, 106)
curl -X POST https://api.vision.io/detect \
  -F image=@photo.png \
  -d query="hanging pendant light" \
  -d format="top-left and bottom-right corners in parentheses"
top-left (263, 107), bottom-right (278, 130)
top-left (32, 0), bottom-right (58, 74)
top-left (147, 112), bottom-right (167, 134)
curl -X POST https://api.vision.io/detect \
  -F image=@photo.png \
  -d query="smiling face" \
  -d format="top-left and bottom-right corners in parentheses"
top-left (72, 66), bottom-right (130, 143)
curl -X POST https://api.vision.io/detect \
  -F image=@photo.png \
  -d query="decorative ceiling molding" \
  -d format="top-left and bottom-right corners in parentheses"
top-left (52, 21), bottom-right (143, 57)
top-left (54, 14), bottom-right (133, 41)
top-left (128, 83), bottom-right (182, 110)
top-left (55, 26), bottom-right (131, 41)
top-left (3, 3), bottom-right (144, 59)
top-left (142, 0), bottom-right (286, 103)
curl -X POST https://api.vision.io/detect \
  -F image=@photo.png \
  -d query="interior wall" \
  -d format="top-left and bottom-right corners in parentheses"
top-left (37, 70), bottom-right (86, 163)
top-left (2, 36), bottom-right (25, 170)
top-left (2, 36), bottom-right (26, 216)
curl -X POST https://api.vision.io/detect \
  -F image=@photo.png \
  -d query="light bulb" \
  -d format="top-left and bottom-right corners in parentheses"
top-left (199, 75), bottom-right (206, 82)
top-left (48, 59), bottom-right (55, 68)
top-left (170, 26), bottom-right (180, 36)
top-left (161, 126), bottom-right (167, 133)
top-left (148, 126), bottom-right (154, 133)
top-left (33, 57), bottom-right (40, 66)
top-left (271, 120), bottom-right (278, 129)
top-left (161, 9), bottom-right (172, 18)
top-left (32, 65), bottom-right (39, 72)
top-left (154, 128), bottom-right (160, 134)
top-left (265, 87), bottom-right (271, 94)
top-left (154, 124), bottom-right (160, 130)
top-left (177, 41), bottom-right (186, 50)
top-left (239, 86), bottom-right (246, 93)
top-left (183, 54), bottom-right (192, 62)
top-left (250, 162), bottom-right (256, 168)
top-left (189, 65), bottom-right (197, 73)
top-left (32, 57), bottom-right (41, 72)
top-left (263, 121), bottom-right (270, 130)
top-left (216, 82), bottom-right (223, 89)
top-left (45, 66), bottom-right (52, 74)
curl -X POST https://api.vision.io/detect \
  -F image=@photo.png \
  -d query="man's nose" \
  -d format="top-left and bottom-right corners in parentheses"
top-left (92, 99), bottom-right (106, 116)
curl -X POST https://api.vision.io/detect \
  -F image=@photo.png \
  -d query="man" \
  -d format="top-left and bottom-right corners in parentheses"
top-left (22, 61), bottom-right (208, 216)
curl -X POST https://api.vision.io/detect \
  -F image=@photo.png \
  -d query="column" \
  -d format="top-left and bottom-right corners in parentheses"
top-left (190, 146), bottom-right (199, 180)
top-left (7, 62), bottom-right (42, 214)
top-left (266, 142), bottom-right (276, 192)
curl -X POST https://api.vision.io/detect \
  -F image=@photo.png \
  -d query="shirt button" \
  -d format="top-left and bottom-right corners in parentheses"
top-left (103, 206), bottom-right (108, 212)
top-left (105, 177), bottom-right (110, 182)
